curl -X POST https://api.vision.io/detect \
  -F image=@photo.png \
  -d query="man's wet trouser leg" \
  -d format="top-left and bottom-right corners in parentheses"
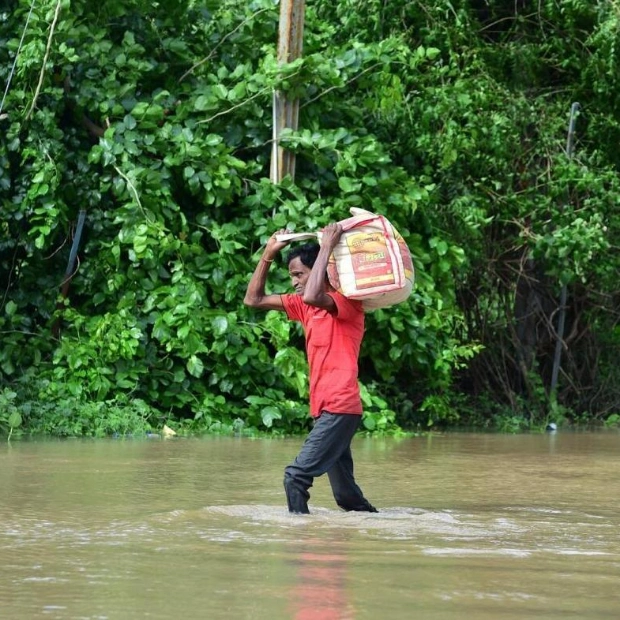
top-left (327, 445), bottom-right (378, 512)
top-left (283, 412), bottom-right (376, 514)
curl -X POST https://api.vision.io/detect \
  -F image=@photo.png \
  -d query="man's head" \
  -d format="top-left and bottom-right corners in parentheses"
top-left (286, 243), bottom-right (320, 269)
top-left (286, 243), bottom-right (320, 295)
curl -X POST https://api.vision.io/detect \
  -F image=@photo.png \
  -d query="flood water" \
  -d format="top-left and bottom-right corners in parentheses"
top-left (0, 431), bottom-right (619, 619)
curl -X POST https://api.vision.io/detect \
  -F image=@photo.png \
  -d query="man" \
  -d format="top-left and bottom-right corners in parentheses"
top-left (244, 222), bottom-right (377, 514)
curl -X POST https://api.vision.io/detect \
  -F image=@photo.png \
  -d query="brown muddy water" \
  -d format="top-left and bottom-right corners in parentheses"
top-left (0, 431), bottom-right (619, 620)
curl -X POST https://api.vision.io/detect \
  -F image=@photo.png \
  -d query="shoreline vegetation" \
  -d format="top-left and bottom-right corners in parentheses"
top-left (2, 1), bottom-right (620, 438)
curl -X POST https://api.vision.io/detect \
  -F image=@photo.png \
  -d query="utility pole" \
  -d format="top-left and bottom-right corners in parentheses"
top-left (270, 0), bottom-right (305, 183)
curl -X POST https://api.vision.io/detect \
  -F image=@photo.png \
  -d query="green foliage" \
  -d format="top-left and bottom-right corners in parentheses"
top-left (2, 0), bottom-right (620, 436)
top-left (0, 382), bottom-right (156, 438)
top-left (0, 388), bottom-right (23, 439)
top-left (358, 382), bottom-right (401, 435)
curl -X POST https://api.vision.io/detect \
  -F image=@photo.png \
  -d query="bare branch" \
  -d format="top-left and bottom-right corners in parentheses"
top-left (26, 0), bottom-right (62, 121)
top-left (179, 8), bottom-right (271, 83)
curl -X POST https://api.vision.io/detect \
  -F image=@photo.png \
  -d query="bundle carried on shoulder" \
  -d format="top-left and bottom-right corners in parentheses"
top-left (277, 208), bottom-right (415, 310)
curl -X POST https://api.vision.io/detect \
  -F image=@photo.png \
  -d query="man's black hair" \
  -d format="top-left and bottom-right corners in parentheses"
top-left (286, 243), bottom-right (320, 268)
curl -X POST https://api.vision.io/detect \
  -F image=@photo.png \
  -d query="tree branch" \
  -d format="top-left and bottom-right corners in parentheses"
top-left (26, 0), bottom-right (62, 121)
top-left (179, 7), bottom-right (271, 83)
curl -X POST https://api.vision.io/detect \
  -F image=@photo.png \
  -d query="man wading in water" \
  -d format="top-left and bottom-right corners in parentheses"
top-left (244, 223), bottom-right (378, 514)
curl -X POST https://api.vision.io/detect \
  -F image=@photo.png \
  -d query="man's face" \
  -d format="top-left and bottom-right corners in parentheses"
top-left (288, 257), bottom-right (312, 295)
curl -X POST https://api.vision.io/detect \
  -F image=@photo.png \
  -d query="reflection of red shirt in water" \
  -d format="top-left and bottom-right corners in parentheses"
top-left (291, 550), bottom-right (350, 620)
top-left (282, 291), bottom-right (364, 417)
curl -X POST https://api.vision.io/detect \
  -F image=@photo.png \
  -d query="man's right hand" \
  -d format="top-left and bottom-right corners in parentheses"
top-left (244, 229), bottom-right (290, 312)
top-left (264, 228), bottom-right (292, 258)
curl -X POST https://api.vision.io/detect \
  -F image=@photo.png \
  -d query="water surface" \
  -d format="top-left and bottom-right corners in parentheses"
top-left (1, 432), bottom-right (618, 619)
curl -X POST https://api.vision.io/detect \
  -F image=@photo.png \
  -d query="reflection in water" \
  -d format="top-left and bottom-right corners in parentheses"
top-left (288, 538), bottom-right (353, 620)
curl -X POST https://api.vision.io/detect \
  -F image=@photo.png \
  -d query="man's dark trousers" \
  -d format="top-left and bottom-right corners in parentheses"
top-left (283, 411), bottom-right (377, 514)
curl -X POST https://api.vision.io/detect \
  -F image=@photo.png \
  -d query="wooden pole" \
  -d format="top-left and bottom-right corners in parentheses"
top-left (270, 0), bottom-right (305, 183)
top-left (550, 102), bottom-right (580, 398)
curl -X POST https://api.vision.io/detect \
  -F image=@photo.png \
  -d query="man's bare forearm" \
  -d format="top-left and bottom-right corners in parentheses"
top-left (243, 231), bottom-right (289, 310)
top-left (303, 223), bottom-right (341, 308)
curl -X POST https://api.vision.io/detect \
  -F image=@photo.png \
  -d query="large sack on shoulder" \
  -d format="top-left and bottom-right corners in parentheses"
top-left (277, 208), bottom-right (414, 310)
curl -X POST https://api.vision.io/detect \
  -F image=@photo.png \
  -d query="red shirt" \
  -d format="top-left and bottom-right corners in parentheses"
top-left (281, 292), bottom-right (364, 417)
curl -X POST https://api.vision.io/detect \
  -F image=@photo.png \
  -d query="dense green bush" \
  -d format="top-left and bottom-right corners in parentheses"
top-left (1, 0), bottom-right (619, 437)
